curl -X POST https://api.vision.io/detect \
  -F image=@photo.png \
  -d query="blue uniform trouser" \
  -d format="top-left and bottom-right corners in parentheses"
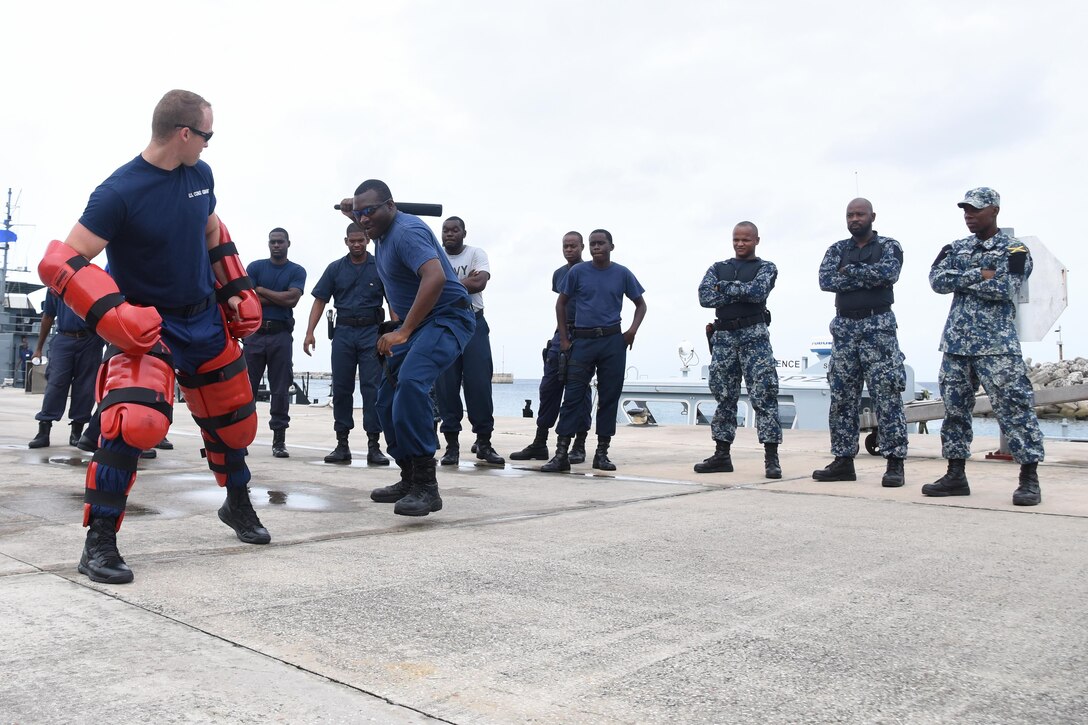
top-left (330, 324), bottom-right (382, 434)
top-left (827, 313), bottom-right (908, 459)
top-left (436, 311), bottom-right (496, 436)
top-left (91, 307), bottom-right (252, 519)
top-left (376, 309), bottom-right (475, 461)
top-left (556, 333), bottom-right (626, 438)
top-left (939, 352), bottom-right (1045, 463)
top-left (708, 324), bottom-right (781, 444)
top-left (35, 333), bottom-right (103, 424)
top-left (244, 329), bottom-right (294, 430)
top-left (536, 332), bottom-right (592, 431)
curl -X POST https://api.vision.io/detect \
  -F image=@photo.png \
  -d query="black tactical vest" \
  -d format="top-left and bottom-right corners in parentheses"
top-left (835, 238), bottom-right (896, 311)
top-left (714, 258), bottom-right (768, 321)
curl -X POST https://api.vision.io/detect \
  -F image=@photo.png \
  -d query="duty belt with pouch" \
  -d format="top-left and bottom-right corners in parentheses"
top-left (571, 324), bottom-right (622, 339)
top-left (836, 305), bottom-right (891, 320)
top-left (256, 319), bottom-right (292, 335)
top-left (713, 309), bottom-right (771, 332)
top-left (337, 308), bottom-right (386, 327)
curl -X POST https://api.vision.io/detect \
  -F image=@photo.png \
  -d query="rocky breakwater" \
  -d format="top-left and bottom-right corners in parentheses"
top-left (1025, 357), bottom-right (1088, 419)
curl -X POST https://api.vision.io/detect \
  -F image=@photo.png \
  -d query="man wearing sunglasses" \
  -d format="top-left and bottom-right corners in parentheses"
top-left (339, 180), bottom-right (475, 516)
top-left (38, 89), bottom-right (269, 585)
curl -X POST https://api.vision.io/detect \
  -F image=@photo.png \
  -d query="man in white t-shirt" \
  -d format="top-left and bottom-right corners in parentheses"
top-left (434, 216), bottom-right (505, 466)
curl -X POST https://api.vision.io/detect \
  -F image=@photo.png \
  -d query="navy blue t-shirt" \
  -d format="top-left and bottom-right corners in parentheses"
top-left (247, 259), bottom-right (307, 322)
top-left (79, 155), bottom-right (217, 308)
top-left (552, 263), bottom-right (577, 325)
top-left (373, 212), bottom-right (467, 320)
top-left (560, 262), bottom-right (645, 328)
top-left (43, 291), bottom-right (89, 333)
top-left (311, 254), bottom-right (385, 316)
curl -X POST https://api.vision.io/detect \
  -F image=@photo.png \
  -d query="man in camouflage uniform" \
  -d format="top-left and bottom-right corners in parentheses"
top-left (923, 187), bottom-right (1044, 506)
top-left (813, 198), bottom-right (908, 487)
top-left (695, 221), bottom-right (782, 479)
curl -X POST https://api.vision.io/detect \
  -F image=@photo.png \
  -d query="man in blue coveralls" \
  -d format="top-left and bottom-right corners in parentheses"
top-left (304, 222), bottom-right (391, 465)
top-left (509, 231), bottom-right (593, 463)
top-left (246, 228), bottom-right (306, 458)
top-left (27, 292), bottom-right (103, 449)
top-left (339, 180), bottom-right (475, 516)
top-left (542, 229), bottom-right (647, 472)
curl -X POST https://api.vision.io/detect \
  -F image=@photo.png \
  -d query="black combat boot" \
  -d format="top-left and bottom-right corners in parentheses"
top-left (568, 431), bottom-right (589, 465)
top-left (764, 442), bottom-right (782, 479)
top-left (272, 429), bottom-right (289, 459)
top-left (440, 431), bottom-right (460, 466)
top-left (694, 440), bottom-right (733, 473)
top-left (324, 431), bottom-right (351, 464)
top-left (69, 421), bottom-right (85, 447)
top-left (371, 459), bottom-right (413, 503)
top-left (812, 456), bottom-right (856, 481)
top-left (882, 457), bottom-right (905, 488)
top-left (394, 456), bottom-right (443, 516)
top-left (77, 415), bottom-right (101, 452)
top-left (475, 433), bottom-right (506, 466)
top-left (155, 437), bottom-right (174, 450)
top-left (367, 431), bottom-right (390, 466)
top-left (28, 420), bottom-right (51, 449)
top-left (78, 516), bottom-right (134, 584)
top-left (541, 435), bottom-right (571, 472)
top-left (510, 426), bottom-right (550, 461)
top-left (218, 485), bottom-right (271, 544)
top-left (1012, 462), bottom-right (1041, 506)
top-left (921, 458), bottom-right (970, 497)
top-left (592, 436), bottom-right (617, 471)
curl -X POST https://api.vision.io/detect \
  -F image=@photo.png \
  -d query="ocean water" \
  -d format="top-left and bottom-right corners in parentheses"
top-left (295, 376), bottom-right (1088, 439)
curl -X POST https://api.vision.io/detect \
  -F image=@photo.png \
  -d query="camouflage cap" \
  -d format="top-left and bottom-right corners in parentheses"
top-left (957, 187), bottom-right (1001, 209)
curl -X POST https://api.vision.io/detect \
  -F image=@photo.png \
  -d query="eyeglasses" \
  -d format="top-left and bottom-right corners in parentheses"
top-left (351, 200), bottom-right (392, 221)
top-left (175, 124), bottom-right (214, 142)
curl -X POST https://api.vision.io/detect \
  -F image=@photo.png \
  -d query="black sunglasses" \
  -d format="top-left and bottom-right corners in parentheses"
top-left (175, 124), bottom-right (213, 142)
top-left (351, 200), bottom-right (392, 221)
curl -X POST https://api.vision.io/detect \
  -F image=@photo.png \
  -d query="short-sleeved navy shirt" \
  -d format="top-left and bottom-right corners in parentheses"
top-left (247, 259), bottom-right (307, 322)
top-left (311, 254), bottom-right (385, 316)
top-left (561, 262), bottom-right (645, 328)
top-left (79, 155), bottom-right (216, 309)
top-left (373, 212), bottom-right (467, 319)
top-left (43, 291), bottom-right (89, 333)
top-left (552, 263), bottom-right (577, 325)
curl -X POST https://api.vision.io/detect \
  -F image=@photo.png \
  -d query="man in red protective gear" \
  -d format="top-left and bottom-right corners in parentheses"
top-left (39, 89), bottom-right (268, 585)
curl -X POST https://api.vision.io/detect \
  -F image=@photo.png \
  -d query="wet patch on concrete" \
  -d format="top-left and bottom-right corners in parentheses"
top-left (177, 486), bottom-right (334, 512)
top-left (439, 487), bottom-right (485, 498)
top-left (62, 491), bottom-right (159, 517)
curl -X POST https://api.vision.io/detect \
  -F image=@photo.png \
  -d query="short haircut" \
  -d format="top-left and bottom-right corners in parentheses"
top-left (346, 222), bottom-right (365, 236)
top-left (564, 231), bottom-right (583, 243)
top-left (152, 90), bottom-right (210, 142)
top-left (269, 227), bottom-right (290, 241)
top-left (354, 179), bottom-right (392, 199)
top-left (590, 228), bottom-right (613, 243)
top-left (734, 220), bottom-right (759, 236)
top-left (444, 216), bottom-right (466, 231)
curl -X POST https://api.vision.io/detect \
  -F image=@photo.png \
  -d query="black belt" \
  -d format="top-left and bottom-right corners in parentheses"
top-left (714, 312), bottom-right (769, 332)
top-left (572, 324), bottom-right (621, 339)
top-left (337, 311), bottom-right (382, 327)
top-left (132, 293), bottom-right (215, 318)
top-left (255, 320), bottom-right (291, 334)
top-left (837, 305), bottom-right (891, 320)
top-left (59, 330), bottom-right (91, 338)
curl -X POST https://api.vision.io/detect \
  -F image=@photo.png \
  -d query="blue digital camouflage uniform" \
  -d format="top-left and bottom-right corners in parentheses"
top-left (930, 230), bottom-right (1044, 463)
top-left (698, 259), bottom-right (781, 444)
top-left (818, 234), bottom-right (908, 459)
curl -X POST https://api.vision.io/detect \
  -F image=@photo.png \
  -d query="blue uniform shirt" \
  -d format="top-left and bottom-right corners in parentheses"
top-left (561, 262), bottom-right (645, 328)
top-left (311, 254), bottom-right (385, 316)
top-left (247, 259), bottom-right (307, 323)
top-left (552, 263), bottom-right (578, 326)
top-left (79, 155), bottom-right (217, 309)
top-left (373, 212), bottom-right (467, 319)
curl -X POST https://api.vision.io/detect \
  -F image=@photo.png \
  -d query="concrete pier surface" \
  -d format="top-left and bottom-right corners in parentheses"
top-left (2, 387), bottom-right (1086, 724)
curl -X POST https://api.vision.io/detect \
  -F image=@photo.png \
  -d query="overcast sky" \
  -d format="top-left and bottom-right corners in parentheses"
top-left (3, 0), bottom-right (1085, 383)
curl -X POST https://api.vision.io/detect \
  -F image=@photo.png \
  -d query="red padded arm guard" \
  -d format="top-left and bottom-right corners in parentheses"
top-left (38, 240), bottom-right (162, 354)
top-left (209, 220), bottom-right (262, 339)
